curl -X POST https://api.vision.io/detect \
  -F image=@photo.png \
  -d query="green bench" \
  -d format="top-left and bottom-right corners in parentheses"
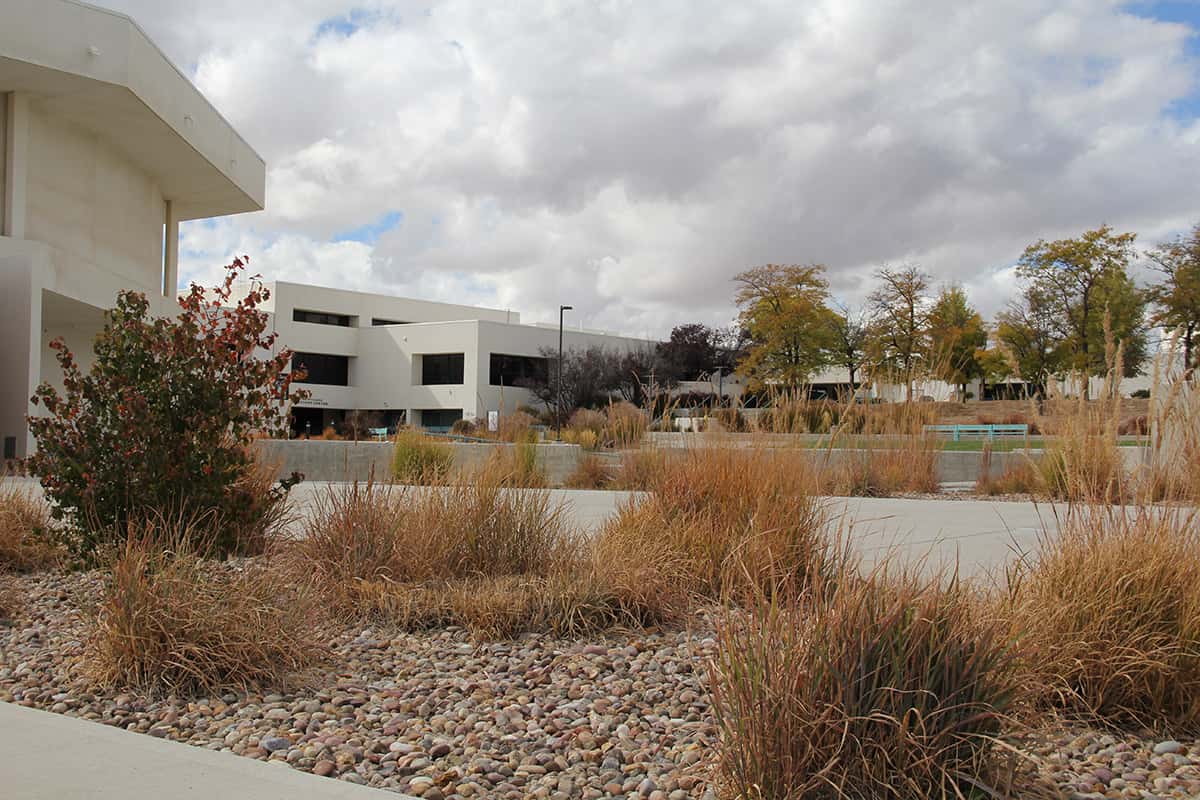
top-left (923, 423), bottom-right (1029, 441)
top-left (368, 427), bottom-right (389, 441)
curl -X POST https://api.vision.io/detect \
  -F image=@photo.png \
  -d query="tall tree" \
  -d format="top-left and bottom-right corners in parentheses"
top-left (1090, 269), bottom-right (1149, 380)
top-left (827, 303), bottom-right (870, 391)
top-left (733, 264), bottom-right (835, 390)
top-left (1016, 225), bottom-right (1143, 394)
top-left (927, 285), bottom-right (987, 402)
top-left (994, 289), bottom-right (1065, 398)
top-left (656, 323), bottom-right (720, 383)
top-left (976, 345), bottom-right (1016, 399)
top-left (868, 265), bottom-right (932, 402)
top-left (1146, 222), bottom-right (1200, 376)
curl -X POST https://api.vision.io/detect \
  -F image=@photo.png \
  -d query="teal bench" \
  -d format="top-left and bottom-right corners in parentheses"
top-left (368, 427), bottom-right (389, 441)
top-left (923, 423), bottom-right (1029, 441)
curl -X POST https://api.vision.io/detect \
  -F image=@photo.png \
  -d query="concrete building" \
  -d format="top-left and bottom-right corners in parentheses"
top-left (0, 0), bottom-right (266, 458)
top-left (244, 281), bottom-right (655, 434)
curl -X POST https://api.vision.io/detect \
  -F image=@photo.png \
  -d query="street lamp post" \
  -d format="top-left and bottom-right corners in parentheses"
top-left (557, 305), bottom-right (572, 440)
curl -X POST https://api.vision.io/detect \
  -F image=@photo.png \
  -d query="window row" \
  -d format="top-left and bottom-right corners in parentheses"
top-left (290, 351), bottom-right (550, 388)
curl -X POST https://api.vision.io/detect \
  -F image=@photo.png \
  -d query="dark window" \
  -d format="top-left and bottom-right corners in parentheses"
top-left (291, 352), bottom-right (349, 385)
top-left (371, 318), bottom-right (408, 326)
top-left (489, 353), bottom-right (547, 386)
top-left (293, 309), bottom-right (351, 327)
top-left (421, 353), bottom-right (464, 385)
top-left (420, 409), bottom-right (463, 429)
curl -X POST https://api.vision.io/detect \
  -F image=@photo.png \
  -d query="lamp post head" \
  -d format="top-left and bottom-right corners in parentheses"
top-left (560, 305), bottom-right (573, 312)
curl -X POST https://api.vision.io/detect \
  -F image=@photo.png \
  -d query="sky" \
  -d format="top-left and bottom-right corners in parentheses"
top-left (99, 0), bottom-right (1200, 338)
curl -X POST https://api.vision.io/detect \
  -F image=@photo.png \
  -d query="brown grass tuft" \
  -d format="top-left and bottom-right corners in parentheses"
top-left (0, 482), bottom-right (62, 572)
top-left (1001, 505), bottom-right (1200, 729)
top-left (823, 438), bottom-right (941, 497)
top-left (290, 453), bottom-right (691, 637)
top-left (713, 566), bottom-right (1024, 800)
top-left (605, 401), bottom-right (647, 448)
top-left (976, 450), bottom-right (1044, 497)
top-left (599, 447), bottom-right (833, 599)
top-left (497, 411), bottom-right (538, 443)
top-left (86, 517), bottom-right (325, 692)
top-left (392, 429), bottom-right (454, 483)
top-left (563, 454), bottom-right (616, 489)
top-left (613, 448), bottom-right (671, 490)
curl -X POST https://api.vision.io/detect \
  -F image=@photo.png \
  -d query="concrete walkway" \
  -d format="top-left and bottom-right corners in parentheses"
top-left (0, 701), bottom-right (407, 799)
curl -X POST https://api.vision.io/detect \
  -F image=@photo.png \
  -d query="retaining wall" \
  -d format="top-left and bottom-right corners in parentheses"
top-left (253, 440), bottom-right (583, 485)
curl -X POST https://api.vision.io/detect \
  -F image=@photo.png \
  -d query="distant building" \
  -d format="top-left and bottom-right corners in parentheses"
top-left (242, 281), bottom-right (655, 434)
top-left (0, 0), bottom-right (265, 458)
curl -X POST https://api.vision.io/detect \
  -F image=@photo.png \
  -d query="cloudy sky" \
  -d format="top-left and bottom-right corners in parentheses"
top-left (103, 0), bottom-right (1200, 338)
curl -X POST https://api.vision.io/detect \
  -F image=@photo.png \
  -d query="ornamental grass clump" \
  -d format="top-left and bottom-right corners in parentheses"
top-left (604, 401), bottom-right (647, 448)
top-left (1001, 505), bottom-right (1200, 729)
top-left (0, 481), bottom-right (61, 572)
top-left (291, 463), bottom-right (687, 637)
top-left (86, 517), bottom-right (324, 692)
top-left (822, 436), bottom-right (940, 497)
top-left (712, 568), bottom-right (1023, 800)
top-left (27, 257), bottom-right (306, 560)
top-left (391, 429), bottom-right (454, 483)
top-left (563, 454), bottom-right (616, 489)
top-left (600, 446), bottom-right (833, 599)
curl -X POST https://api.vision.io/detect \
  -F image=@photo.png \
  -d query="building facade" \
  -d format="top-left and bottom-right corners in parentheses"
top-left (246, 281), bottom-right (656, 434)
top-left (0, 0), bottom-right (266, 458)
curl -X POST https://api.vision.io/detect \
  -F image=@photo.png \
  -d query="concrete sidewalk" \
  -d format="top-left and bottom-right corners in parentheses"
top-left (0, 701), bottom-right (407, 799)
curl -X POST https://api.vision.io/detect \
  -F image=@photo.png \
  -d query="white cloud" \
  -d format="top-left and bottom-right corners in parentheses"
top-left (103, 0), bottom-right (1200, 333)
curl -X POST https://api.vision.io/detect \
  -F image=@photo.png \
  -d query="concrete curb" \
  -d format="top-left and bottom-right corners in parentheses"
top-left (0, 702), bottom-right (414, 799)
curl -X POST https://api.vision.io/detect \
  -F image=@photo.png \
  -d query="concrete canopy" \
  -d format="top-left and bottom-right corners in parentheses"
top-left (0, 0), bottom-right (265, 220)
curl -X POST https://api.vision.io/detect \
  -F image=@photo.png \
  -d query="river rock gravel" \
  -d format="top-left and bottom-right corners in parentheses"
top-left (3, 569), bottom-right (1200, 799)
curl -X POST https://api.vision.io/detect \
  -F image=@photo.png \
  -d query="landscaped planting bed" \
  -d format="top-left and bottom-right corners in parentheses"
top-left (4, 568), bottom-right (1200, 799)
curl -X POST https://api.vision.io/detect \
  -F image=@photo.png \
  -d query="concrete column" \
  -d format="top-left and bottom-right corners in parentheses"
top-left (3, 92), bottom-right (29, 239)
top-left (162, 199), bottom-right (180, 297)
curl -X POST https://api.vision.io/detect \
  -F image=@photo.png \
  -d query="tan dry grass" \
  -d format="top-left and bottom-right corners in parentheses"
top-left (599, 447), bottom-right (833, 599)
top-left (563, 454), bottom-right (617, 489)
top-left (85, 517), bottom-right (325, 692)
top-left (0, 481), bottom-right (62, 572)
top-left (1002, 505), bottom-right (1200, 729)
top-left (713, 565), bottom-right (1027, 800)
top-left (392, 429), bottom-right (454, 483)
top-left (288, 460), bottom-right (686, 638)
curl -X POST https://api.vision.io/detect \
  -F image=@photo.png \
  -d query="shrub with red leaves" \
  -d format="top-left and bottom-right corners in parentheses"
top-left (28, 257), bottom-right (307, 559)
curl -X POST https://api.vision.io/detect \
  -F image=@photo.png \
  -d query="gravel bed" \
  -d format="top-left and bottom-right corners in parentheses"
top-left (1, 570), bottom-right (717, 799)
top-left (3, 570), bottom-right (1200, 799)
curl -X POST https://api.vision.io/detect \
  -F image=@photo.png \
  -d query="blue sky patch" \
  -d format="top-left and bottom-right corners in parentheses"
top-left (1125, 1), bottom-right (1200, 119)
top-left (335, 210), bottom-right (403, 244)
top-left (315, 8), bottom-right (382, 38)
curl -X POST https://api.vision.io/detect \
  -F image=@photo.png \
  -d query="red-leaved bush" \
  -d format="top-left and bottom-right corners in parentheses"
top-left (28, 257), bottom-right (306, 559)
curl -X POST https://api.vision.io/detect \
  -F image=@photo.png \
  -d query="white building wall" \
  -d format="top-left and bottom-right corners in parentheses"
top-left (1, 1), bottom-right (266, 457)
top-left (24, 104), bottom-right (166, 295)
top-left (262, 282), bottom-right (656, 430)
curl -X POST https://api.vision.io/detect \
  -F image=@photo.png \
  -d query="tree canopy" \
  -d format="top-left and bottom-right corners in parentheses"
top-left (1146, 221), bottom-right (1200, 374)
top-left (868, 265), bottom-right (932, 402)
top-left (734, 264), bottom-right (835, 390)
top-left (1016, 225), bottom-right (1146, 390)
top-left (927, 285), bottom-right (987, 401)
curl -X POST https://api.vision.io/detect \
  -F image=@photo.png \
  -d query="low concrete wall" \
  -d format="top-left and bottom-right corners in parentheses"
top-left (253, 439), bottom-right (583, 485)
top-left (641, 432), bottom-right (1038, 483)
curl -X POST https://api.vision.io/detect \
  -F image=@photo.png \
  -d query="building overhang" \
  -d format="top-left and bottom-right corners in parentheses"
top-left (0, 0), bottom-right (265, 220)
